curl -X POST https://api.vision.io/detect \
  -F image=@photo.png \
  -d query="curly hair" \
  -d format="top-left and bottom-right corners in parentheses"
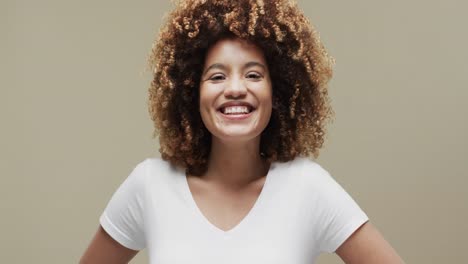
top-left (148, 0), bottom-right (335, 176)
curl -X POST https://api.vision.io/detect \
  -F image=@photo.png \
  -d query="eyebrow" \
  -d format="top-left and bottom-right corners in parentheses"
top-left (202, 61), bottom-right (267, 76)
top-left (203, 63), bottom-right (227, 76)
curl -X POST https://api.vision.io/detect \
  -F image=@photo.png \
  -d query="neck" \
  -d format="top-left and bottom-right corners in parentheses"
top-left (202, 136), bottom-right (269, 189)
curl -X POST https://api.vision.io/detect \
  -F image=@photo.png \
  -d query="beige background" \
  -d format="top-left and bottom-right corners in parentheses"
top-left (2, 0), bottom-right (467, 263)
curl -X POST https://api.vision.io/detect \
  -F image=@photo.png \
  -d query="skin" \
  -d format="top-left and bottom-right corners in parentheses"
top-left (80, 226), bottom-right (138, 264)
top-left (336, 222), bottom-right (405, 263)
top-left (80, 37), bottom-right (404, 264)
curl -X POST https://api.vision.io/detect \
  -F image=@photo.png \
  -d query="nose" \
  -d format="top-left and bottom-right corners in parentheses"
top-left (224, 78), bottom-right (247, 98)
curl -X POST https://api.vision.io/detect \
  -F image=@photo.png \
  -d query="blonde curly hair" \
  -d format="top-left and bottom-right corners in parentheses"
top-left (148, 0), bottom-right (335, 176)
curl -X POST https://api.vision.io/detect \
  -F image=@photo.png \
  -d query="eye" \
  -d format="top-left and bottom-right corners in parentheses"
top-left (209, 74), bottom-right (225, 81)
top-left (246, 72), bottom-right (262, 80)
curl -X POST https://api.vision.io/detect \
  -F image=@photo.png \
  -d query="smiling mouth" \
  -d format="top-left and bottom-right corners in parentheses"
top-left (219, 105), bottom-right (254, 115)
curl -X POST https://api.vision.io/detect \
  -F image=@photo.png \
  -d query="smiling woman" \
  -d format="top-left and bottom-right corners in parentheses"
top-left (80, 0), bottom-right (403, 263)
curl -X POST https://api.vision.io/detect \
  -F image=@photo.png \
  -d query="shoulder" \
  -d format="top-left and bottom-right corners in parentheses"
top-left (108, 157), bottom-right (178, 203)
top-left (278, 156), bottom-right (327, 172)
top-left (143, 157), bottom-right (182, 176)
top-left (279, 157), bottom-right (353, 201)
top-left (133, 157), bottom-right (183, 187)
top-left (131, 157), bottom-right (178, 174)
top-left (278, 156), bottom-right (333, 185)
top-left (119, 157), bottom-right (172, 186)
top-left (143, 157), bottom-right (173, 170)
top-left (291, 156), bottom-right (323, 170)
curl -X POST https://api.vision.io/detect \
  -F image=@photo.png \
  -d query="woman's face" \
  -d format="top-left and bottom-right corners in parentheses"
top-left (199, 37), bottom-right (272, 143)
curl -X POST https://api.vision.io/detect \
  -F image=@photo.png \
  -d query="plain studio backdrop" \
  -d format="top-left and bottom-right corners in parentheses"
top-left (1, 0), bottom-right (467, 263)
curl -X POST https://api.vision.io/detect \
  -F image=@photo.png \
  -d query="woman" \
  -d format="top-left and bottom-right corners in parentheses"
top-left (81, 0), bottom-right (403, 263)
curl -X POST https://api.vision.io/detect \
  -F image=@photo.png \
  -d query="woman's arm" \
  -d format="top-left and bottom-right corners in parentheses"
top-left (80, 225), bottom-right (139, 264)
top-left (336, 221), bottom-right (404, 264)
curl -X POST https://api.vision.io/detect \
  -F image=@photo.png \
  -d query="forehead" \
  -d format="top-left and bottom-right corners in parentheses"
top-left (204, 37), bottom-right (266, 65)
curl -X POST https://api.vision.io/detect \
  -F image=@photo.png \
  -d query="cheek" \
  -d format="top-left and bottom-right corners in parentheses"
top-left (257, 87), bottom-right (273, 124)
top-left (258, 85), bottom-right (273, 107)
top-left (198, 86), bottom-right (210, 110)
top-left (198, 86), bottom-right (218, 122)
top-left (265, 88), bottom-right (273, 120)
top-left (198, 96), bottom-right (210, 123)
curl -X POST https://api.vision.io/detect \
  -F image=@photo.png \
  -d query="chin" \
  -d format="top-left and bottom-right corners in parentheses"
top-left (212, 128), bottom-right (262, 142)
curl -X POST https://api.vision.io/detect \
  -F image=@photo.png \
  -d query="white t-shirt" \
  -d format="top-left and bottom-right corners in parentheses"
top-left (100, 157), bottom-right (368, 263)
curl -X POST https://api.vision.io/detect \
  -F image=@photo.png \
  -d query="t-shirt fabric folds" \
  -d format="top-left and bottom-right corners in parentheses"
top-left (99, 157), bottom-right (368, 264)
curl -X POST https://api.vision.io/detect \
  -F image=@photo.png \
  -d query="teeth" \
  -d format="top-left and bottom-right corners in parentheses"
top-left (222, 106), bottom-right (250, 114)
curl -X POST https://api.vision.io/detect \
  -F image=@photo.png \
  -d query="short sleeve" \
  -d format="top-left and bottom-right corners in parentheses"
top-left (99, 159), bottom-right (148, 250)
top-left (309, 164), bottom-right (369, 253)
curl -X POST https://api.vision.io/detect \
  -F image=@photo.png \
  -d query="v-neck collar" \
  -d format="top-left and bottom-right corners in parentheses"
top-left (179, 162), bottom-right (277, 237)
